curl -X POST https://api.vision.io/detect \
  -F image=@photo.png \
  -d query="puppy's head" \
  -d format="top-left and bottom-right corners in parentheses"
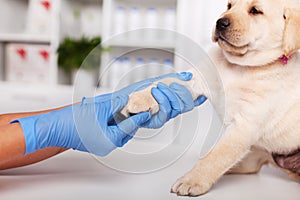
top-left (213, 0), bottom-right (300, 66)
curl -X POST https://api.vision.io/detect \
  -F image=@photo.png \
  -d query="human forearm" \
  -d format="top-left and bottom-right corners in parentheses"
top-left (0, 123), bottom-right (25, 165)
top-left (0, 108), bottom-right (69, 170)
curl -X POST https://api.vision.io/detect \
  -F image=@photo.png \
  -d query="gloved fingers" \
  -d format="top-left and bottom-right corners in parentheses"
top-left (115, 78), bottom-right (156, 95)
top-left (141, 87), bottom-right (172, 129)
top-left (194, 95), bottom-right (207, 107)
top-left (115, 72), bottom-right (193, 98)
top-left (108, 126), bottom-right (136, 147)
top-left (151, 87), bottom-right (172, 122)
top-left (131, 71), bottom-right (193, 92)
top-left (110, 94), bottom-right (129, 114)
top-left (120, 134), bottom-right (133, 147)
top-left (155, 72), bottom-right (193, 81)
top-left (156, 82), bottom-right (184, 119)
top-left (108, 112), bottom-right (150, 147)
top-left (169, 82), bottom-right (195, 113)
top-left (117, 112), bottom-right (151, 135)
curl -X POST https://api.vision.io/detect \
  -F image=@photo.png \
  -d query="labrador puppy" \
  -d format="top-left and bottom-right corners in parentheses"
top-left (121, 0), bottom-right (300, 196)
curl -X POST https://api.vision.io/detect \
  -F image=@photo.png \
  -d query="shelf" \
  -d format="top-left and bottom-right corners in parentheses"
top-left (0, 81), bottom-right (111, 100)
top-left (0, 33), bottom-right (52, 44)
top-left (0, 80), bottom-right (114, 114)
top-left (0, 81), bottom-right (74, 113)
top-left (114, 0), bottom-right (177, 6)
top-left (105, 39), bottom-right (176, 49)
top-left (0, 81), bottom-right (72, 94)
top-left (68, 0), bottom-right (102, 2)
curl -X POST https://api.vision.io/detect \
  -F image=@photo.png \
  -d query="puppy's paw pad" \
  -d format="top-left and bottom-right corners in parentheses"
top-left (120, 88), bottom-right (159, 117)
top-left (170, 176), bottom-right (211, 196)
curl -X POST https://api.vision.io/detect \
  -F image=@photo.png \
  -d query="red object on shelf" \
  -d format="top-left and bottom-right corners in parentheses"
top-left (41, 0), bottom-right (51, 11)
top-left (39, 50), bottom-right (50, 61)
top-left (16, 48), bottom-right (27, 60)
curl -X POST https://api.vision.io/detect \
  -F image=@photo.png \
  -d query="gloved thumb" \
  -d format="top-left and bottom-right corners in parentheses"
top-left (109, 112), bottom-right (151, 147)
top-left (194, 96), bottom-right (207, 106)
top-left (118, 112), bottom-right (151, 135)
top-left (110, 94), bottom-right (129, 114)
top-left (155, 72), bottom-right (193, 82)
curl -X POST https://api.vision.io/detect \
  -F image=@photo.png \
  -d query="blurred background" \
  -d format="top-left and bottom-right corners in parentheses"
top-left (0, 0), bottom-right (227, 114)
top-left (1, 2), bottom-right (300, 200)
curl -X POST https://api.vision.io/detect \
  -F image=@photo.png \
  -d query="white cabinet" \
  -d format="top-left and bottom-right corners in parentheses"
top-left (5, 43), bottom-right (51, 83)
top-left (0, 0), bottom-right (103, 113)
top-left (0, 0), bottom-right (225, 88)
top-left (98, 0), bottom-right (227, 90)
top-left (0, 0), bottom-right (103, 86)
top-left (100, 0), bottom-right (179, 89)
top-left (0, 0), bottom-right (59, 85)
top-left (60, 0), bottom-right (103, 40)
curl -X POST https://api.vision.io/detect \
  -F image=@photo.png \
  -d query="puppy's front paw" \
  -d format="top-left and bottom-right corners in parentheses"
top-left (120, 86), bottom-right (159, 118)
top-left (171, 173), bottom-right (212, 197)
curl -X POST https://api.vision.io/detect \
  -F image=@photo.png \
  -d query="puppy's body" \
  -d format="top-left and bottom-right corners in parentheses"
top-left (121, 0), bottom-right (300, 196)
top-left (210, 47), bottom-right (300, 154)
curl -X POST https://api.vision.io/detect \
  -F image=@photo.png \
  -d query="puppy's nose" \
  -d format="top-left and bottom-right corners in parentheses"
top-left (216, 18), bottom-right (231, 31)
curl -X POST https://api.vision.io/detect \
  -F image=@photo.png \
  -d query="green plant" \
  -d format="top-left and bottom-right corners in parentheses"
top-left (57, 36), bottom-right (103, 74)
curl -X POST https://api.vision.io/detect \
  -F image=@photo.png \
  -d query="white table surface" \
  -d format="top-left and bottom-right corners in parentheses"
top-left (0, 89), bottom-right (299, 200)
top-left (1, 145), bottom-right (299, 200)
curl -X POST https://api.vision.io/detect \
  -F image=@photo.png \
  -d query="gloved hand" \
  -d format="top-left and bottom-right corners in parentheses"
top-left (12, 72), bottom-right (206, 156)
top-left (12, 93), bottom-right (151, 156)
top-left (143, 83), bottom-right (207, 129)
top-left (115, 72), bottom-right (194, 95)
top-left (113, 72), bottom-right (206, 129)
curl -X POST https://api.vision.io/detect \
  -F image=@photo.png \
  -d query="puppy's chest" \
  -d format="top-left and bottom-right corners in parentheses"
top-left (221, 64), bottom-right (300, 152)
top-left (222, 67), bottom-right (281, 113)
top-left (221, 62), bottom-right (300, 109)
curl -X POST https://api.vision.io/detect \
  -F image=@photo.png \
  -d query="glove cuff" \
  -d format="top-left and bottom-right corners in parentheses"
top-left (11, 117), bottom-right (37, 154)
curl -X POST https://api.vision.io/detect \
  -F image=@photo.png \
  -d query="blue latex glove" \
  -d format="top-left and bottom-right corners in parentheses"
top-left (143, 83), bottom-right (207, 129)
top-left (112, 72), bottom-right (207, 129)
top-left (13, 93), bottom-right (151, 156)
top-left (115, 72), bottom-right (194, 96)
top-left (12, 72), bottom-right (206, 156)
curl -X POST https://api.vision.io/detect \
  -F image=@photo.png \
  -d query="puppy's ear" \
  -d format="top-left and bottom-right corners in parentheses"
top-left (283, 6), bottom-right (300, 56)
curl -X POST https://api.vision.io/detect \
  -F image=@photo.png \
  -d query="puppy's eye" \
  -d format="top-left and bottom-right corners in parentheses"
top-left (249, 7), bottom-right (263, 15)
top-left (227, 3), bottom-right (232, 10)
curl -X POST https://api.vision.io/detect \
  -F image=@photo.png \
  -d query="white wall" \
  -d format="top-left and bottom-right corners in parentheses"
top-left (174, 0), bottom-right (228, 72)
top-left (0, 0), bottom-right (28, 34)
top-left (177, 0), bottom-right (228, 49)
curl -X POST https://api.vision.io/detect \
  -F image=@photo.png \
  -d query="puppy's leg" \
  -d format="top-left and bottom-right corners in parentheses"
top-left (227, 147), bottom-right (270, 174)
top-left (120, 69), bottom-right (210, 117)
top-left (121, 85), bottom-right (160, 116)
top-left (171, 123), bottom-right (258, 196)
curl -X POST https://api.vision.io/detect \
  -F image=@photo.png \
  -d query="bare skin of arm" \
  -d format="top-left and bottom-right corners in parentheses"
top-left (0, 108), bottom-right (69, 170)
